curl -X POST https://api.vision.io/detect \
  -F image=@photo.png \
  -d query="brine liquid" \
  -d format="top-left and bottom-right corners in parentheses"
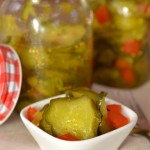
top-left (13, 36), bottom-right (92, 110)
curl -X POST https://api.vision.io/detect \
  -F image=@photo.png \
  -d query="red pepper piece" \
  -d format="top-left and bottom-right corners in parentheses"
top-left (115, 59), bottom-right (130, 69)
top-left (94, 5), bottom-right (111, 24)
top-left (139, 3), bottom-right (150, 14)
top-left (120, 67), bottom-right (135, 84)
top-left (107, 104), bottom-right (122, 112)
top-left (57, 133), bottom-right (80, 141)
top-left (26, 107), bottom-right (38, 122)
top-left (123, 39), bottom-right (141, 55)
top-left (107, 111), bottom-right (129, 128)
top-left (115, 59), bottom-right (135, 84)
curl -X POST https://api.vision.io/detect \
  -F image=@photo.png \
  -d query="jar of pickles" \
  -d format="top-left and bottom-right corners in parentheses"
top-left (88, 0), bottom-right (150, 88)
top-left (0, 0), bottom-right (93, 111)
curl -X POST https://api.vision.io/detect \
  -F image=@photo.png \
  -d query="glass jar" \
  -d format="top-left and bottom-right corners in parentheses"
top-left (0, 0), bottom-right (93, 111)
top-left (88, 0), bottom-right (150, 88)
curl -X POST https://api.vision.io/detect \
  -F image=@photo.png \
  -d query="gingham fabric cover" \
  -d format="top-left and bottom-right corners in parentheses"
top-left (0, 44), bottom-right (22, 125)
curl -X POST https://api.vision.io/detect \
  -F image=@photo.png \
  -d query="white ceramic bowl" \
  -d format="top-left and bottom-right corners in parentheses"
top-left (20, 94), bottom-right (138, 150)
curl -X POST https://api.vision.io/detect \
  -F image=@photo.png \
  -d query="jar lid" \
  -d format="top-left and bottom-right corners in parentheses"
top-left (0, 44), bottom-right (22, 125)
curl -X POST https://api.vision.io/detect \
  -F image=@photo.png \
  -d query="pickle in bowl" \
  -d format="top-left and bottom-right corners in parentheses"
top-left (20, 88), bottom-right (138, 150)
top-left (25, 88), bottom-right (130, 140)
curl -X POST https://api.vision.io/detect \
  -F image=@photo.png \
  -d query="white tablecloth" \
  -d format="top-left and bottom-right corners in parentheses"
top-left (0, 112), bottom-right (149, 150)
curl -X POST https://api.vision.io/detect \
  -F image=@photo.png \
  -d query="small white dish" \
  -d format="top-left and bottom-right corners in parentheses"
top-left (20, 94), bottom-right (138, 150)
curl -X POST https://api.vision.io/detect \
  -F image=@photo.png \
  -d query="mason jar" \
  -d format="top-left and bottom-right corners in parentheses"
top-left (88, 0), bottom-right (150, 88)
top-left (0, 0), bottom-right (93, 111)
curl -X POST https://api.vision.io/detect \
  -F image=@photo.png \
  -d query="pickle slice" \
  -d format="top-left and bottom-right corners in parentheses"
top-left (65, 87), bottom-right (98, 103)
top-left (41, 96), bottom-right (101, 140)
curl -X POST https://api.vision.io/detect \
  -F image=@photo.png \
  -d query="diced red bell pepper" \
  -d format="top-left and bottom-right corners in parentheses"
top-left (107, 104), bottom-right (122, 112)
top-left (57, 133), bottom-right (80, 141)
top-left (115, 59), bottom-right (130, 69)
top-left (115, 59), bottom-right (135, 84)
top-left (139, 3), bottom-right (150, 14)
top-left (107, 111), bottom-right (129, 128)
top-left (26, 107), bottom-right (38, 122)
top-left (123, 39), bottom-right (141, 55)
top-left (120, 67), bottom-right (135, 84)
top-left (94, 5), bottom-right (111, 24)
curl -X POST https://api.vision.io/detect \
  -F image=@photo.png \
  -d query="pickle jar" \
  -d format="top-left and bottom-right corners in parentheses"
top-left (88, 0), bottom-right (150, 88)
top-left (0, 0), bottom-right (93, 111)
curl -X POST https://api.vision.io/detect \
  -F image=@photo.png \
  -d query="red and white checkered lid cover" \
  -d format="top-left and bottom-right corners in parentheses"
top-left (0, 44), bottom-right (22, 125)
